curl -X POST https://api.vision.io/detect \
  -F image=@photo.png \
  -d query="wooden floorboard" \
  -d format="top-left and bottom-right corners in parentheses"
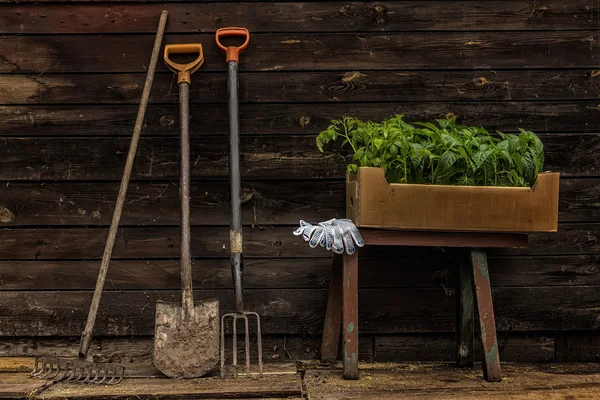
top-left (1, 373), bottom-right (302, 399)
top-left (3, 362), bottom-right (600, 399)
top-left (304, 363), bottom-right (600, 399)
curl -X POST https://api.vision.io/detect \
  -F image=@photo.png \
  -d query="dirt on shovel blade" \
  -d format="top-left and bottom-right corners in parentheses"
top-left (154, 298), bottom-right (220, 378)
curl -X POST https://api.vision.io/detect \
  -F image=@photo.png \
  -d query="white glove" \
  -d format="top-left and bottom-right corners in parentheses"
top-left (293, 218), bottom-right (364, 255)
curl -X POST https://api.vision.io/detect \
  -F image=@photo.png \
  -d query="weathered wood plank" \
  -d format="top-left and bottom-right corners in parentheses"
top-left (0, 372), bottom-right (47, 400)
top-left (0, 134), bottom-right (597, 181)
top-left (0, 226), bottom-right (329, 260)
top-left (1, 286), bottom-right (599, 336)
top-left (304, 364), bottom-right (600, 400)
top-left (36, 374), bottom-right (303, 399)
top-left (0, 181), bottom-right (345, 226)
top-left (1, 223), bottom-right (599, 261)
top-left (3, 70), bottom-right (599, 105)
top-left (375, 334), bottom-right (555, 363)
top-left (0, 335), bottom-right (374, 363)
top-left (0, 179), bottom-right (597, 226)
top-left (0, 224), bottom-right (599, 261)
top-left (1, 254), bottom-right (599, 291)
top-left (0, 259), bottom-right (334, 290)
top-left (0, 136), bottom-right (344, 180)
top-left (1, 1), bottom-right (596, 34)
top-left (1, 32), bottom-right (598, 73)
top-left (456, 251), bottom-right (474, 367)
top-left (556, 332), bottom-right (600, 362)
top-left (2, 102), bottom-right (599, 137)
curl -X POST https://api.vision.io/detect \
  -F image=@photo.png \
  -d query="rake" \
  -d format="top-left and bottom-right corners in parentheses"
top-left (29, 10), bottom-right (168, 385)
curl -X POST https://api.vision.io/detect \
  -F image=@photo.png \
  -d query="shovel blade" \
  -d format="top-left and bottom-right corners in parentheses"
top-left (154, 298), bottom-right (220, 378)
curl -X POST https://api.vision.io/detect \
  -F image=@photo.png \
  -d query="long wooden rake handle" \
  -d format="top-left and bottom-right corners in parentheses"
top-left (78, 10), bottom-right (168, 359)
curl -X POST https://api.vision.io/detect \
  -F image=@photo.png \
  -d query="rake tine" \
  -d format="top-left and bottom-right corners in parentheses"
top-left (92, 368), bottom-right (107, 384)
top-left (73, 365), bottom-right (86, 383)
top-left (31, 359), bottom-right (50, 378)
top-left (81, 366), bottom-right (95, 384)
top-left (38, 361), bottom-right (57, 379)
top-left (45, 362), bottom-right (62, 380)
top-left (243, 314), bottom-right (250, 376)
top-left (108, 368), bottom-right (124, 385)
top-left (30, 357), bottom-right (44, 376)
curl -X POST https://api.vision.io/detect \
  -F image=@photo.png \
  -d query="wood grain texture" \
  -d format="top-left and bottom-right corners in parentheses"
top-left (36, 374), bottom-right (302, 399)
top-left (0, 134), bottom-right (598, 180)
top-left (1, 223), bottom-right (599, 260)
top-left (0, 335), bottom-right (374, 363)
top-left (304, 364), bottom-right (600, 400)
top-left (1, 32), bottom-right (598, 73)
top-left (556, 332), bottom-right (600, 362)
top-left (3, 70), bottom-right (599, 104)
top-left (0, 181), bottom-right (345, 226)
top-left (1, 286), bottom-right (599, 336)
top-left (3, 102), bottom-right (599, 136)
top-left (1, 1), bottom-right (596, 34)
top-left (375, 334), bottom-right (555, 363)
top-left (0, 178), bottom-right (597, 227)
top-left (1, 254), bottom-right (599, 290)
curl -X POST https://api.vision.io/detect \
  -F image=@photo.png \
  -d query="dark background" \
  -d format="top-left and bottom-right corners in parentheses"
top-left (0, 1), bottom-right (599, 363)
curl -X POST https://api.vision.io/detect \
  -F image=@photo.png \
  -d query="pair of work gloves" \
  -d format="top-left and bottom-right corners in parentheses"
top-left (293, 218), bottom-right (364, 255)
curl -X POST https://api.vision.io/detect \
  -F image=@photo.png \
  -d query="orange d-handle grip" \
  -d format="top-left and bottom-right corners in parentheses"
top-left (164, 44), bottom-right (204, 84)
top-left (215, 27), bottom-right (250, 63)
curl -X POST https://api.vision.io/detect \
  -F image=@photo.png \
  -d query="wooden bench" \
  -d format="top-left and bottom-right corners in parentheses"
top-left (319, 229), bottom-right (528, 382)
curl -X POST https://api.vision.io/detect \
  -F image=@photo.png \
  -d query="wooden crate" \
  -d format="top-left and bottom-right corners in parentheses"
top-left (346, 167), bottom-right (559, 233)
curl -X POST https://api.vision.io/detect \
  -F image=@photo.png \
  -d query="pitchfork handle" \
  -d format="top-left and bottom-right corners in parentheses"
top-left (79, 10), bottom-right (168, 360)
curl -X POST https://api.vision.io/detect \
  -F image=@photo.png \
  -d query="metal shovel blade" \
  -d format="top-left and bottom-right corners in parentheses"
top-left (154, 298), bottom-right (220, 378)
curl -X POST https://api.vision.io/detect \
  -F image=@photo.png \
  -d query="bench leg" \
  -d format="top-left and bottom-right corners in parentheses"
top-left (456, 250), bottom-right (474, 367)
top-left (321, 254), bottom-right (343, 363)
top-left (471, 249), bottom-right (502, 382)
top-left (342, 251), bottom-right (359, 379)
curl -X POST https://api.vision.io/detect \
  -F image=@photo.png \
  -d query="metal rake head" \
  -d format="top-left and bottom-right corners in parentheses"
top-left (220, 311), bottom-right (263, 378)
top-left (30, 356), bottom-right (124, 385)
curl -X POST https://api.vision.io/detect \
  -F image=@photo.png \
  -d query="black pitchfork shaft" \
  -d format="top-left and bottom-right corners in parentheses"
top-left (227, 59), bottom-right (244, 313)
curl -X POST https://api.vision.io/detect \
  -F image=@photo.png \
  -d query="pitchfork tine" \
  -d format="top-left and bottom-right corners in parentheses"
top-left (244, 315), bottom-right (250, 375)
top-left (233, 315), bottom-right (238, 377)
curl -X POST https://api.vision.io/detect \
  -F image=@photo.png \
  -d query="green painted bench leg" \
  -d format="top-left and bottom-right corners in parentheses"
top-left (320, 254), bottom-right (343, 363)
top-left (342, 251), bottom-right (359, 379)
top-left (471, 249), bottom-right (502, 382)
top-left (456, 250), bottom-right (475, 367)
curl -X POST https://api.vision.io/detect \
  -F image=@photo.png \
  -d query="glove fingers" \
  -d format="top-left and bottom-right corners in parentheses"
top-left (294, 220), bottom-right (313, 236)
top-left (342, 228), bottom-right (356, 255)
top-left (303, 225), bottom-right (319, 241)
top-left (338, 220), bottom-right (364, 247)
top-left (309, 226), bottom-right (324, 248)
top-left (332, 226), bottom-right (344, 254)
top-left (349, 226), bottom-right (364, 247)
top-left (324, 225), bottom-right (334, 251)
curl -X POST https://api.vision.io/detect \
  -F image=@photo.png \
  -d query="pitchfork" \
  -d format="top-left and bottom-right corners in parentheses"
top-left (216, 27), bottom-right (263, 378)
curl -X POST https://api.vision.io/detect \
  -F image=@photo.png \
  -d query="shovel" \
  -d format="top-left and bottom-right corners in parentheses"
top-left (153, 43), bottom-right (220, 379)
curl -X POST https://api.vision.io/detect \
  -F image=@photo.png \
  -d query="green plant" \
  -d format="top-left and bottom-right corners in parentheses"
top-left (316, 114), bottom-right (544, 187)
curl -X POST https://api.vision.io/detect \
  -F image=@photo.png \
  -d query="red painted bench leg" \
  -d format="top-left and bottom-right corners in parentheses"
top-left (320, 254), bottom-right (343, 363)
top-left (471, 249), bottom-right (502, 382)
top-left (342, 251), bottom-right (359, 379)
top-left (456, 250), bottom-right (475, 367)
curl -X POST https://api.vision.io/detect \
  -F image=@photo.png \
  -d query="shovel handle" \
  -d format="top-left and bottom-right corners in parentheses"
top-left (164, 44), bottom-right (204, 84)
top-left (215, 27), bottom-right (250, 63)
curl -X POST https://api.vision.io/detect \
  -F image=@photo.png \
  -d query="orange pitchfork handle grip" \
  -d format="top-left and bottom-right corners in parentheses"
top-left (215, 27), bottom-right (250, 63)
top-left (164, 44), bottom-right (204, 84)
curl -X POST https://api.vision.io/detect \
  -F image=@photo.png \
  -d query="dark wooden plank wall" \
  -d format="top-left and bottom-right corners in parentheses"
top-left (1, 0), bottom-right (599, 362)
